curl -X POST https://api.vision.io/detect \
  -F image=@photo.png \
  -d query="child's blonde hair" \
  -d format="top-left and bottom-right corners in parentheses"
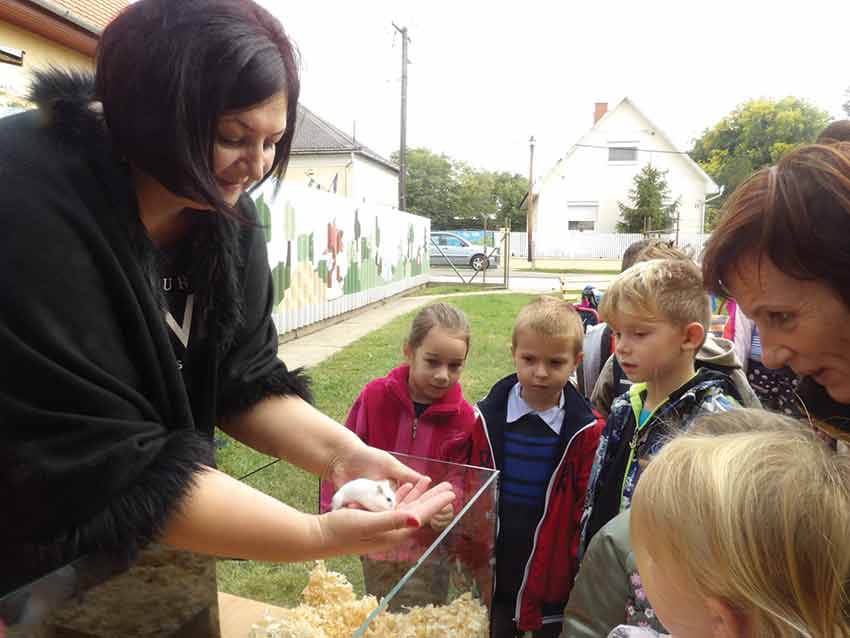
top-left (633, 241), bottom-right (694, 263)
top-left (511, 296), bottom-right (584, 355)
top-left (599, 258), bottom-right (711, 336)
top-left (406, 302), bottom-right (471, 355)
top-left (632, 411), bottom-right (850, 638)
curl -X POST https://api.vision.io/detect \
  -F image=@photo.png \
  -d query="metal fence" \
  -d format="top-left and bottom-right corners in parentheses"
top-left (510, 231), bottom-right (711, 260)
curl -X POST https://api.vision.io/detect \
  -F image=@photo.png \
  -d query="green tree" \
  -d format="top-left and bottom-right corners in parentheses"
top-left (617, 165), bottom-right (680, 233)
top-left (491, 171), bottom-right (529, 231)
top-left (691, 97), bottom-right (830, 227)
top-left (397, 147), bottom-right (528, 231)
top-left (455, 163), bottom-right (497, 227)
top-left (393, 148), bottom-right (459, 228)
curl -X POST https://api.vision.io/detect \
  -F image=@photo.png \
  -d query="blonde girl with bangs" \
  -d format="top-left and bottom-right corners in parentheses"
top-left (621, 410), bottom-right (850, 638)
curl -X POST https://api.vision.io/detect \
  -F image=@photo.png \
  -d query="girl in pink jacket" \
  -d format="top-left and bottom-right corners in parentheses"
top-left (321, 302), bottom-right (493, 609)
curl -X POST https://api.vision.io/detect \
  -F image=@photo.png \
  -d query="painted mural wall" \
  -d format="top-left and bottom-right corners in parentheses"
top-left (253, 182), bottom-right (430, 334)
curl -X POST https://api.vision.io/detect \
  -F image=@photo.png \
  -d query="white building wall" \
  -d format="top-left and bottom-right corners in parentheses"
top-left (534, 101), bottom-right (714, 255)
top-left (286, 154), bottom-right (352, 196)
top-left (351, 155), bottom-right (399, 209)
top-left (284, 154), bottom-right (398, 210)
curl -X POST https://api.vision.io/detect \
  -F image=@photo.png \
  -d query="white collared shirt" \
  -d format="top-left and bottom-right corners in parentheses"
top-left (506, 382), bottom-right (566, 435)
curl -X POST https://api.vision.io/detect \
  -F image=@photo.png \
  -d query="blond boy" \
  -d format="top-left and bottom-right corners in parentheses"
top-left (477, 297), bottom-right (604, 638)
top-left (577, 259), bottom-right (740, 556)
top-left (584, 242), bottom-right (758, 415)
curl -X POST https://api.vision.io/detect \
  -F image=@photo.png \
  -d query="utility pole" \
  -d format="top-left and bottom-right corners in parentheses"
top-left (527, 135), bottom-right (535, 263)
top-left (393, 22), bottom-right (410, 211)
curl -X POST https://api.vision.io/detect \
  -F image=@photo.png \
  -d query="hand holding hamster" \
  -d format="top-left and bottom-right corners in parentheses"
top-left (331, 478), bottom-right (397, 512)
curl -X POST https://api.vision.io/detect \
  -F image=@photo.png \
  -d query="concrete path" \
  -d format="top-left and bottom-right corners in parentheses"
top-left (428, 271), bottom-right (617, 292)
top-left (277, 296), bottom-right (433, 369)
top-left (276, 288), bottom-right (530, 370)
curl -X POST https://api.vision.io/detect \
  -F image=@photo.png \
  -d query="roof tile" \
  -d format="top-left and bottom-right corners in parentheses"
top-left (52, 0), bottom-right (128, 30)
top-left (292, 105), bottom-right (398, 172)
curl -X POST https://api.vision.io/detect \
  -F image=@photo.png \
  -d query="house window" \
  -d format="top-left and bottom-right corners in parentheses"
top-left (566, 203), bottom-right (598, 232)
top-left (0, 46), bottom-right (24, 66)
top-left (608, 146), bottom-right (637, 162)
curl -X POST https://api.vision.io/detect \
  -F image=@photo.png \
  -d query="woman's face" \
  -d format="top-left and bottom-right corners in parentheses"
top-left (213, 91), bottom-right (288, 205)
top-left (727, 255), bottom-right (850, 404)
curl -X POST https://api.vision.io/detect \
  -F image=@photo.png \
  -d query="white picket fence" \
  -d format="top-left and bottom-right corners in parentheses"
top-left (510, 231), bottom-right (711, 260)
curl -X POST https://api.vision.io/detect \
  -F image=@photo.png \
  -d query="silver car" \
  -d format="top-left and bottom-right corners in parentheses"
top-left (429, 231), bottom-right (499, 271)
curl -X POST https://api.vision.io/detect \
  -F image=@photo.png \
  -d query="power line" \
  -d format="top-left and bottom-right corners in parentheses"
top-left (573, 143), bottom-right (695, 156)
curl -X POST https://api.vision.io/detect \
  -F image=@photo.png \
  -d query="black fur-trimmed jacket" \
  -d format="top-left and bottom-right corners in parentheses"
top-left (0, 71), bottom-right (310, 593)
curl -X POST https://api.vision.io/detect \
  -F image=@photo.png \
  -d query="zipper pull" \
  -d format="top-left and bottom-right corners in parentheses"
top-left (412, 417), bottom-right (418, 440)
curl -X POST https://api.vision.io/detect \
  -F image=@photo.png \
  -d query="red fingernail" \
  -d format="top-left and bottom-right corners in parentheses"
top-left (407, 516), bottom-right (420, 528)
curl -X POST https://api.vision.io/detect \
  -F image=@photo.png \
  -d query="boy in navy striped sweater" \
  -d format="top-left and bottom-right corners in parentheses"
top-left (477, 297), bottom-right (604, 638)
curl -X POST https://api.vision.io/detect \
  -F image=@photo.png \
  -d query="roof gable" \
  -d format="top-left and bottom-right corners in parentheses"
top-left (292, 105), bottom-right (398, 173)
top-left (542, 97), bottom-right (718, 193)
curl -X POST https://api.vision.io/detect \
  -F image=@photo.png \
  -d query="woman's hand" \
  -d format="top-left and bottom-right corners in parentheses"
top-left (314, 478), bottom-right (455, 557)
top-left (326, 441), bottom-right (423, 490)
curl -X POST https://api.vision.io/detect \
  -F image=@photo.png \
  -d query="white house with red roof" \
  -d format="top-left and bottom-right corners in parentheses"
top-left (530, 99), bottom-right (719, 251)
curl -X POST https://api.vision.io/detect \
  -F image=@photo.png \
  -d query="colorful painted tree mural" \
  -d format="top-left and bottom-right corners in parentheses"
top-left (269, 198), bottom-right (298, 306)
top-left (253, 182), bottom-right (430, 332)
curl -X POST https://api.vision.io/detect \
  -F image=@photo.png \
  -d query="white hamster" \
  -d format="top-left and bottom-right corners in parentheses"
top-left (331, 478), bottom-right (397, 512)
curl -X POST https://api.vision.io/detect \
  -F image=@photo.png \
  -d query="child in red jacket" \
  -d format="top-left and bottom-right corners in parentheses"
top-left (477, 297), bottom-right (604, 637)
top-left (320, 301), bottom-right (492, 609)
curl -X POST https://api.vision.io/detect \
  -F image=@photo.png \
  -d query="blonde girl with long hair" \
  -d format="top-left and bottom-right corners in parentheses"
top-left (622, 410), bottom-right (850, 638)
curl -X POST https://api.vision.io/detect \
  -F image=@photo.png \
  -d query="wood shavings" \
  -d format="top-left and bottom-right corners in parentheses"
top-left (363, 592), bottom-right (488, 638)
top-left (249, 562), bottom-right (488, 638)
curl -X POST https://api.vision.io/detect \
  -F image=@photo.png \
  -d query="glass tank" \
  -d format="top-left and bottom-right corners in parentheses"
top-left (226, 452), bottom-right (498, 638)
top-left (0, 547), bottom-right (220, 637)
top-left (0, 453), bottom-right (497, 638)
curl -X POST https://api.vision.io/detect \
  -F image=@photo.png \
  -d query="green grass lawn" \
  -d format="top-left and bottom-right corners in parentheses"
top-left (215, 293), bottom-right (537, 606)
top-left (516, 267), bottom-right (620, 275)
top-left (408, 284), bottom-right (581, 302)
top-left (408, 283), bottom-right (507, 297)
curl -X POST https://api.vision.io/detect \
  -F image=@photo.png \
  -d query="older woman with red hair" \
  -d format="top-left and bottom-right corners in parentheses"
top-left (702, 142), bottom-right (850, 431)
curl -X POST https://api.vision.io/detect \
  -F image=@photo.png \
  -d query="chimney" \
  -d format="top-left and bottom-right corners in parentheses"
top-left (594, 102), bottom-right (608, 124)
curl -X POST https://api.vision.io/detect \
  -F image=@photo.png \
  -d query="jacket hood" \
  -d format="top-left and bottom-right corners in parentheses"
top-left (628, 365), bottom-right (742, 406)
top-left (696, 335), bottom-right (742, 370)
top-left (29, 68), bottom-right (95, 106)
top-left (27, 69), bottom-right (108, 149)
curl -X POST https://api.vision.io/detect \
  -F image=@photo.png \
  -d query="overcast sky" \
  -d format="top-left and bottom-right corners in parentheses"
top-left (258, 0), bottom-right (850, 178)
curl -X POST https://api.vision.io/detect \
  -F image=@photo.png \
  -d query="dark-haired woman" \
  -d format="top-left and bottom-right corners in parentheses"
top-left (702, 142), bottom-right (850, 431)
top-left (0, 0), bottom-right (453, 594)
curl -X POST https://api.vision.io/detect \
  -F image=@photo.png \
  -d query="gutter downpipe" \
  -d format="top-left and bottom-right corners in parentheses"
top-left (702, 185), bottom-right (725, 234)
